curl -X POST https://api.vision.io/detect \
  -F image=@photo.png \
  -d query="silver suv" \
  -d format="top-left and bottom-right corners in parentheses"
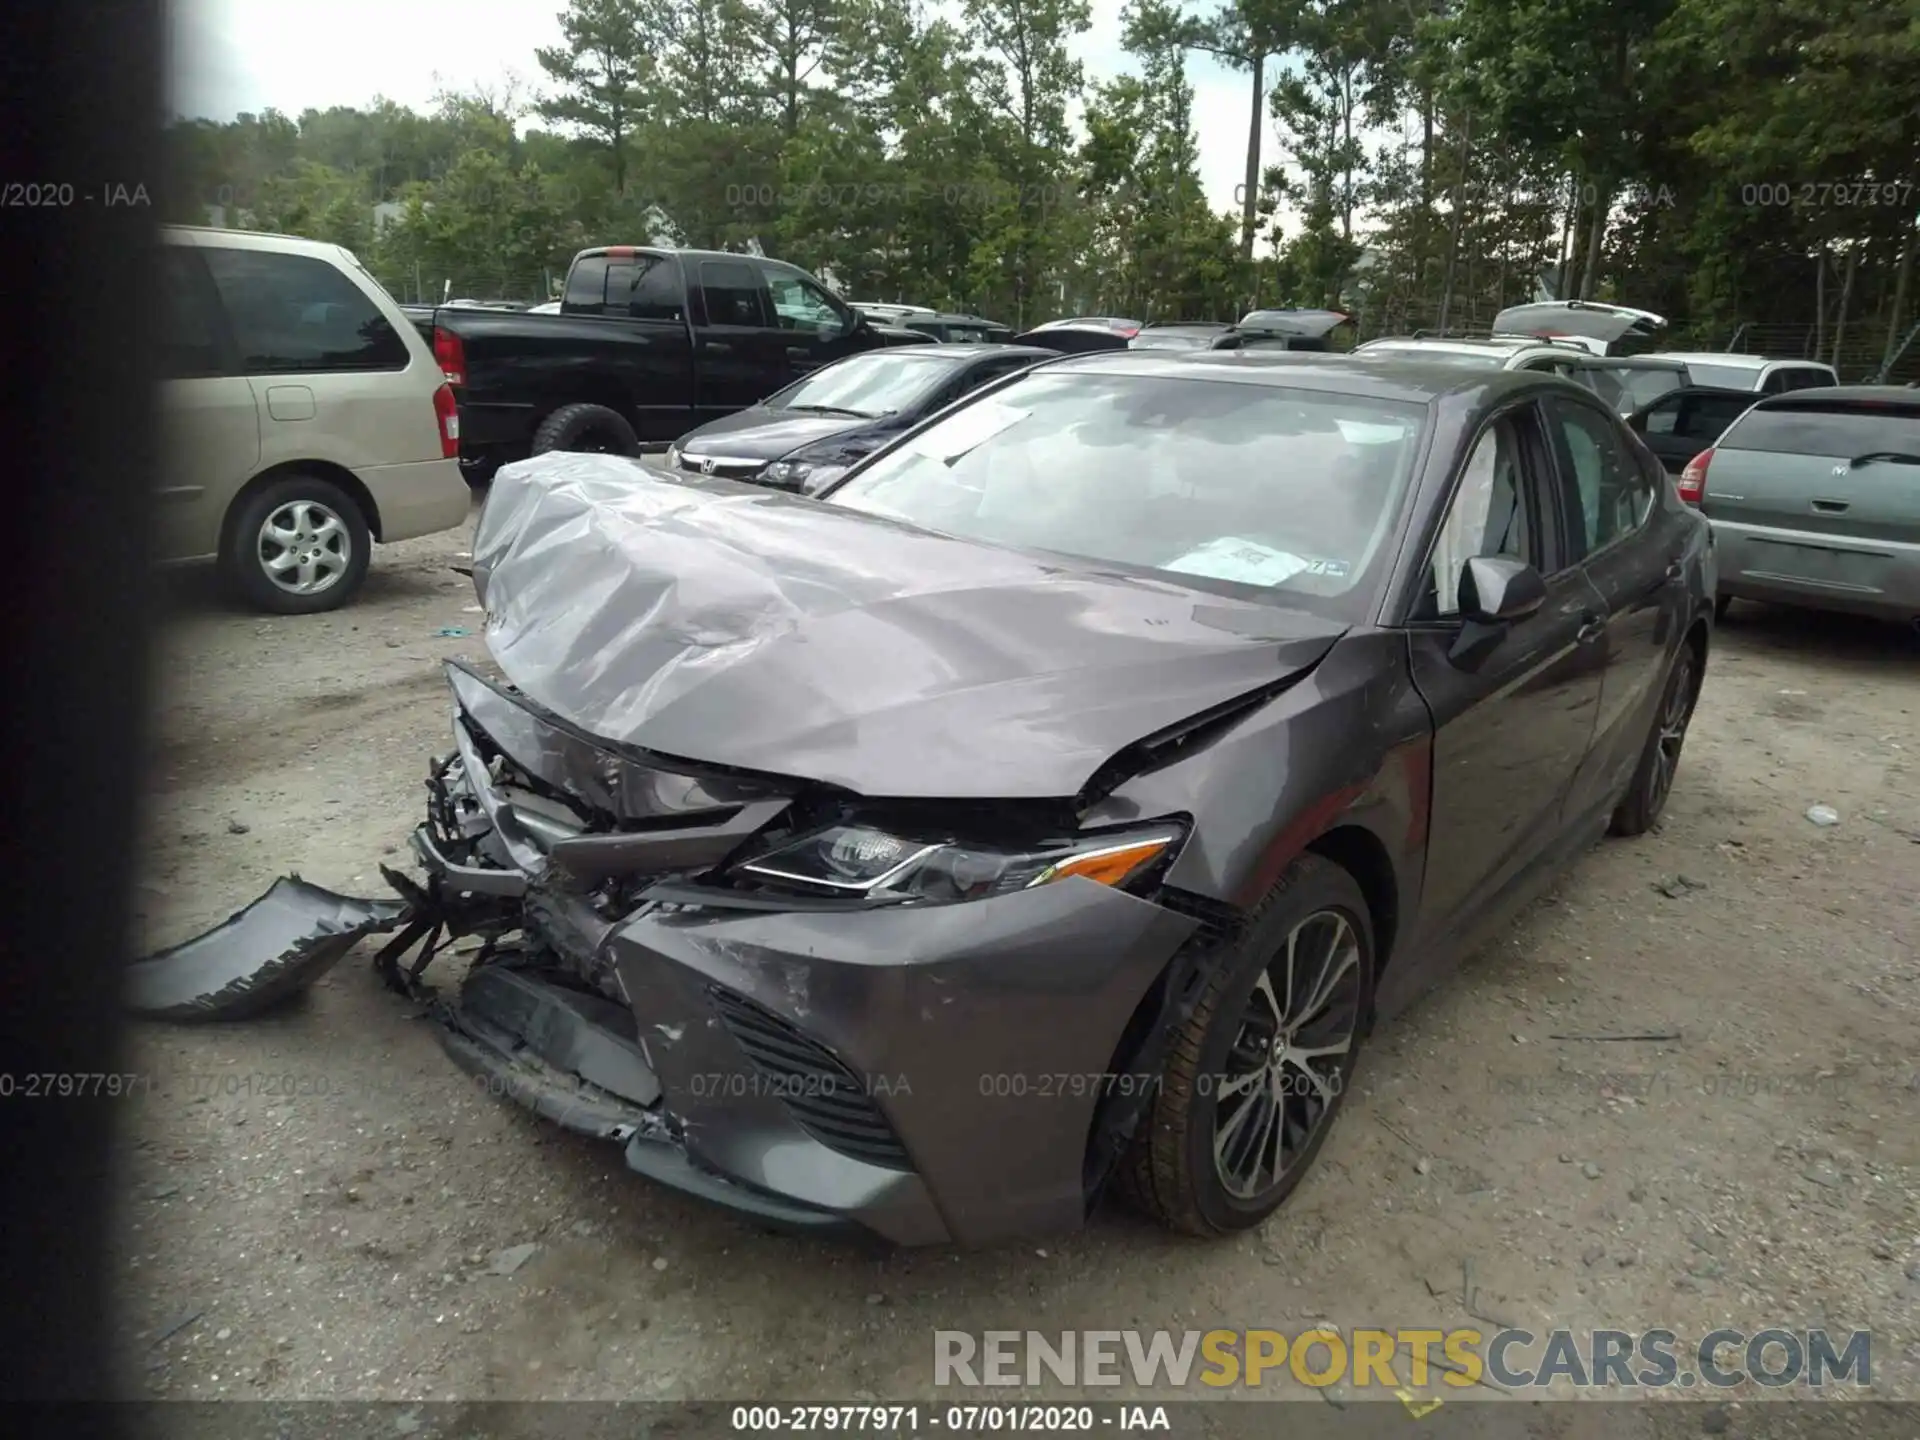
top-left (1352, 336), bottom-right (1690, 416)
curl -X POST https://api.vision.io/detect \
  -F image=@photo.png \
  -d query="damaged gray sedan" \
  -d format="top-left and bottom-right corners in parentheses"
top-left (148, 350), bottom-right (1716, 1247)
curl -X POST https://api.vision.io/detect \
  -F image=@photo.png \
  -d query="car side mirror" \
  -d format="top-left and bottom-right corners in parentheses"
top-left (1448, 557), bottom-right (1545, 669)
top-left (1460, 555), bottom-right (1546, 624)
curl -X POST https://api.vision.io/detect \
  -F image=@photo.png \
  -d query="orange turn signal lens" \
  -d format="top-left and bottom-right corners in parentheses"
top-left (1033, 837), bottom-right (1175, 889)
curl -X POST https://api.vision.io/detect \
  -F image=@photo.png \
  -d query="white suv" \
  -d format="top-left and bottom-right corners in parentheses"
top-left (158, 225), bottom-right (471, 613)
top-left (1352, 336), bottom-right (1691, 415)
top-left (1641, 352), bottom-right (1839, 395)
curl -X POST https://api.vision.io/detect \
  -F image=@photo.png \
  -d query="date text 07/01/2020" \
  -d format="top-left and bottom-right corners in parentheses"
top-left (729, 1404), bottom-right (1170, 1433)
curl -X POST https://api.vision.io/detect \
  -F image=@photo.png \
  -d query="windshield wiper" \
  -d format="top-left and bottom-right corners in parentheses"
top-left (1846, 451), bottom-right (1920, 468)
top-left (784, 403), bottom-right (870, 419)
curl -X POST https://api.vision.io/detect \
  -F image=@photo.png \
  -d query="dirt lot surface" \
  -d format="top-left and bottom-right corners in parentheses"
top-left (116, 506), bottom-right (1918, 1430)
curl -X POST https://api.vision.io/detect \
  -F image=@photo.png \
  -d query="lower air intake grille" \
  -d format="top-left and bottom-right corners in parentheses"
top-left (706, 986), bottom-right (912, 1171)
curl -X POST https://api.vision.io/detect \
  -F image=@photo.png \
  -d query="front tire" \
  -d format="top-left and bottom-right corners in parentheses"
top-left (1609, 642), bottom-right (1700, 837)
top-left (1122, 854), bottom-right (1373, 1236)
top-left (222, 474), bottom-right (371, 615)
top-left (530, 403), bottom-right (639, 458)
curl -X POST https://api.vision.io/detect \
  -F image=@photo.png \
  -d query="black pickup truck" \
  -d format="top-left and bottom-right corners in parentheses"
top-left (408, 247), bottom-right (925, 479)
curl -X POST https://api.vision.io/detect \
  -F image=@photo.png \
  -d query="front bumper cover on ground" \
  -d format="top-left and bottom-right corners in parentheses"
top-left (125, 878), bottom-right (408, 1021)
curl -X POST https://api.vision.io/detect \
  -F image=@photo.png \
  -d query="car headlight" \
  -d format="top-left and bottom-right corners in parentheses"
top-left (763, 459), bottom-right (848, 494)
top-left (730, 822), bottom-right (1185, 903)
top-left (665, 445), bottom-right (683, 471)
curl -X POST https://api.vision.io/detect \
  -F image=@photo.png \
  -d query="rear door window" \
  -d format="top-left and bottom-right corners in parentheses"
top-left (202, 247), bottom-right (409, 374)
top-left (699, 260), bottom-right (770, 327)
top-left (628, 256), bottom-right (683, 320)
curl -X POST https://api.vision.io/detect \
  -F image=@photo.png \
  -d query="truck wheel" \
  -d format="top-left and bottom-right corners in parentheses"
top-left (222, 474), bottom-right (372, 615)
top-left (531, 404), bottom-right (639, 458)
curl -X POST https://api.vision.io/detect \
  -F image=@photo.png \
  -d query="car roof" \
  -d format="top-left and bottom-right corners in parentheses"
top-left (1142, 321), bottom-right (1234, 331)
top-left (1361, 335), bottom-right (1551, 356)
top-left (1035, 347), bottom-right (1565, 404)
top-left (861, 342), bottom-right (1053, 362)
top-left (163, 223), bottom-right (354, 261)
top-left (1652, 352), bottom-right (1833, 370)
top-left (1754, 384), bottom-right (1918, 405)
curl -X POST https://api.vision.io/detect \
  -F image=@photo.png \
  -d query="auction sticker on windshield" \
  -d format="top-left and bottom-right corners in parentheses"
top-left (1163, 537), bottom-right (1312, 587)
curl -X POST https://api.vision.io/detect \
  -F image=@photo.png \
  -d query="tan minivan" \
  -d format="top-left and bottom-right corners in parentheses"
top-left (158, 225), bottom-right (471, 613)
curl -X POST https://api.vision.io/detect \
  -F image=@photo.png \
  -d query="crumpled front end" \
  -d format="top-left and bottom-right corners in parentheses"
top-left (395, 659), bottom-right (1202, 1247)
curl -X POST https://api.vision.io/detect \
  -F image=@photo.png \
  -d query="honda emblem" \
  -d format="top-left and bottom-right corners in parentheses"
top-left (701, 457), bottom-right (717, 474)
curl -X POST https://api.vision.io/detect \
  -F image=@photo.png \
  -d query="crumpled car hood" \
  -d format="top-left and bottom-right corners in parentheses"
top-left (471, 453), bottom-right (1346, 799)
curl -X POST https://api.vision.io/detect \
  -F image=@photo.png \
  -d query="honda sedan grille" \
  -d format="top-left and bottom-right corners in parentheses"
top-left (706, 986), bottom-right (912, 1170)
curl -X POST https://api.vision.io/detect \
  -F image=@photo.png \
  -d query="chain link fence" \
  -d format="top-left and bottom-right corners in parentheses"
top-left (373, 271), bottom-right (561, 307)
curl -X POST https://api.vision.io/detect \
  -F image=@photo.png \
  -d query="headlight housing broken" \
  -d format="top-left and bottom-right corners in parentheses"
top-left (731, 822), bottom-right (1186, 903)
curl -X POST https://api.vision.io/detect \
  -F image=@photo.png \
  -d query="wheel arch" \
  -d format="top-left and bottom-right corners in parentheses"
top-left (1304, 823), bottom-right (1400, 999)
top-left (219, 460), bottom-right (383, 559)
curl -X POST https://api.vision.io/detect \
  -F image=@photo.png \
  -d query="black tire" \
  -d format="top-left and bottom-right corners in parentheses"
top-left (1714, 594), bottom-right (1731, 623)
top-left (1121, 854), bottom-right (1374, 1236)
top-left (530, 403), bottom-right (639, 458)
top-left (1609, 641), bottom-right (1700, 837)
top-left (221, 474), bottom-right (372, 615)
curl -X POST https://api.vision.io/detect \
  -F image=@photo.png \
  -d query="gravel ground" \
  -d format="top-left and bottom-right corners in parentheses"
top-left (115, 505), bottom-right (1919, 1424)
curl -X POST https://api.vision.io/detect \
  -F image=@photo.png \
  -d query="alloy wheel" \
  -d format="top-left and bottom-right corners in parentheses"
top-left (257, 499), bottom-right (351, 597)
top-left (1649, 653), bottom-right (1696, 814)
top-left (1212, 909), bottom-right (1364, 1200)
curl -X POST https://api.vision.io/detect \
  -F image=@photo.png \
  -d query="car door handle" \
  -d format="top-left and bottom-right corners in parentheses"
top-left (1811, 498), bottom-right (1849, 513)
top-left (786, 346), bottom-right (809, 359)
top-left (705, 341), bottom-right (732, 354)
top-left (1577, 614), bottom-right (1607, 645)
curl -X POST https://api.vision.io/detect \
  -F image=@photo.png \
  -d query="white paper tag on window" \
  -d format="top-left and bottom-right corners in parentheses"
top-left (908, 399), bottom-right (1030, 463)
top-left (1164, 537), bottom-right (1312, 587)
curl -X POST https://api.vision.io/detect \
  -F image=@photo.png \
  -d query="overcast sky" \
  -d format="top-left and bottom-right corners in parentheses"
top-left (168, 0), bottom-right (1263, 220)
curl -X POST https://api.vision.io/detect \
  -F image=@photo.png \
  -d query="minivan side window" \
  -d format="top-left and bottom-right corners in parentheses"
top-left (202, 247), bottom-right (409, 374)
top-left (159, 246), bottom-right (229, 380)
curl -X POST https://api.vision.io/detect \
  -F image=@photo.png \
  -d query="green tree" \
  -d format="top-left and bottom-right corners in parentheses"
top-left (535, 0), bottom-right (654, 195)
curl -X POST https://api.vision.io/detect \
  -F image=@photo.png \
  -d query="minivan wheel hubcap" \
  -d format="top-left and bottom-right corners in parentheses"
top-left (258, 500), bottom-right (350, 596)
top-left (1212, 910), bottom-right (1363, 1200)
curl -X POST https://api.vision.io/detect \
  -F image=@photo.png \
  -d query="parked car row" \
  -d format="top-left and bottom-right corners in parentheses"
top-left (157, 226), bottom-right (1907, 630)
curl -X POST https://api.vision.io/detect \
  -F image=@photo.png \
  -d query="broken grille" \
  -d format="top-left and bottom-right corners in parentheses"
top-left (706, 986), bottom-right (913, 1171)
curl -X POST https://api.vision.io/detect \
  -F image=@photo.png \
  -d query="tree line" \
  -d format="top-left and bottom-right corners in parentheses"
top-left (164, 0), bottom-right (1920, 375)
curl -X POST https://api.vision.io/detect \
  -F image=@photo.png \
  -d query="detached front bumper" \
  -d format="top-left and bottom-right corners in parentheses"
top-left (400, 662), bottom-right (1200, 1247)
